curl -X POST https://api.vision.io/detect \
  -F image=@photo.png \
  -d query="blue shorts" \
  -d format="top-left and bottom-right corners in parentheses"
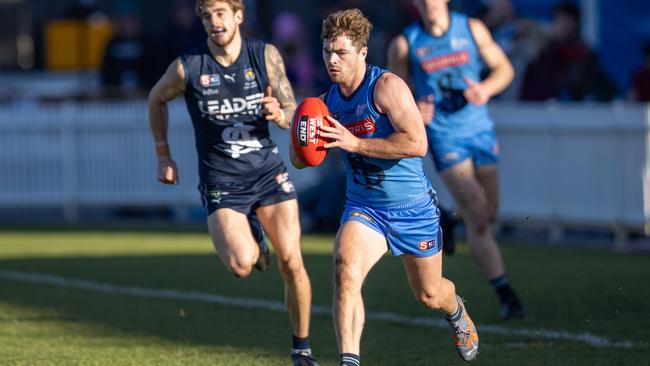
top-left (340, 190), bottom-right (442, 257)
top-left (198, 165), bottom-right (297, 216)
top-left (427, 129), bottom-right (500, 172)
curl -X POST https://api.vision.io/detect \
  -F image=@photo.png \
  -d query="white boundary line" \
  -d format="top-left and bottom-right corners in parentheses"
top-left (0, 270), bottom-right (635, 348)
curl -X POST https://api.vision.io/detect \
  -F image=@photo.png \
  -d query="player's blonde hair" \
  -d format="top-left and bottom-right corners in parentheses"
top-left (321, 8), bottom-right (373, 51)
top-left (195, 0), bottom-right (244, 17)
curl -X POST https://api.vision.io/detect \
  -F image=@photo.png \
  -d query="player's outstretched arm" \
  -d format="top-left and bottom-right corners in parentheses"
top-left (147, 58), bottom-right (186, 184)
top-left (466, 18), bottom-right (514, 104)
top-left (320, 73), bottom-right (426, 159)
top-left (263, 44), bottom-right (297, 129)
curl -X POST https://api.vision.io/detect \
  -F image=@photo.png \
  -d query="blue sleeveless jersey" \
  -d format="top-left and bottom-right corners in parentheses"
top-left (325, 65), bottom-right (432, 207)
top-left (179, 38), bottom-right (283, 183)
top-left (404, 12), bottom-right (493, 137)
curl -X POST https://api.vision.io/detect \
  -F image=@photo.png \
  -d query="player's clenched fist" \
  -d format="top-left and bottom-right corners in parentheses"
top-left (157, 158), bottom-right (179, 185)
top-left (463, 77), bottom-right (490, 106)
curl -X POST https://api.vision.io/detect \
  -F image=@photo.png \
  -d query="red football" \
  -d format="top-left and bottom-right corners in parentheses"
top-left (290, 97), bottom-right (331, 167)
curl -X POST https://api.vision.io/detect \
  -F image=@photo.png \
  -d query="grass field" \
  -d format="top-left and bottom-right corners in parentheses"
top-left (0, 229), bottom-right (648, 365)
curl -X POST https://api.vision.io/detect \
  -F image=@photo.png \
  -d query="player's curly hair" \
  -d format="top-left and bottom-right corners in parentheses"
top-left (321, 8), bottom-right (373, 51)
top-left (195, 0), bottom-right (244, 17)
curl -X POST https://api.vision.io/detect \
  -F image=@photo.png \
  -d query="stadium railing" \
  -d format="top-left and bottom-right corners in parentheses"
top-left (0, 100), bottom-right (648, 245)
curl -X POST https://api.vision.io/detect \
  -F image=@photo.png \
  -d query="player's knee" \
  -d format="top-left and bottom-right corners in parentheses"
top-left (415, 290), bottom-right (445, 310)
top-left (276, 254), bottom-right (304, 278)
top-left (466, 205), bottom-right (490, 234)
top-left (227, 259), bottom-right (254, 278)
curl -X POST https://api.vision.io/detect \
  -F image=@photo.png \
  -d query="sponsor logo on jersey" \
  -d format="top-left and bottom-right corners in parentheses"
top-left (244, 68), bottom-right (255, 81)
top-left (418, 239), bottom-right (437, 251)
top-left (244, 81), bottom-right (258, 90)
top-left (224, 73), bottom-right (236, 83)
top-left (421, 51), bottom-right (469, 73)
top-left (450, 37), bottom-right (470, 50)
top-left (198, 92), bottom-right (264, 120)
top-left (221, 122), bottom-right (264, 158)
top-left (345, 117), bottom-right (376, 137)
top-left (416, 47), bottom-right (432, 57)
top-left (202, 88), bottom-right (219, 96)
top-left (200, 74), bottom-right (220, 87)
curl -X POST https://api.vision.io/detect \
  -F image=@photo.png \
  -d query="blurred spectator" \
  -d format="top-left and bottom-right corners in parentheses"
top-left (63, 0), bottom-right (104, 19)
top-left (481, 0), bottom-right (544, 100)
top-left (272, 11), bottom-right (317, 94)
top-left (162, 0), bottom-right (205, 64)
top-left (482, 0), bottom-right (518, 54)
top-left (241, 0), bottom-right (263, 37)
top-left (520, 2), bottom-right (617, 101)
top-left (101, 11), bottom-right (156, 98)
top-left (629, 42), bottom-right (650, 102)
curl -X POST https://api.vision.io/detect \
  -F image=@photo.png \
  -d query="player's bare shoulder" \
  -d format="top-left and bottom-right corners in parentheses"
top-left (149, 58), bottom-right (187, 103)
top-left (467, 17), bottom-right (494, 48)
top-left (373, 72), bottom-right (412, 111)
top-left (387, 34), bottom-right (409, 61)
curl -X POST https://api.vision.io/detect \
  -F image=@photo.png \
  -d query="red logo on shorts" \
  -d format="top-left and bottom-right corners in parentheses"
top-left (418, 239), bottom-right (436, 251)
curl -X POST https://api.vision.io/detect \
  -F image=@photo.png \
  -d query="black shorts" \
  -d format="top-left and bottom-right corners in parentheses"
top-left (198, 165), bottom-right (297, 216)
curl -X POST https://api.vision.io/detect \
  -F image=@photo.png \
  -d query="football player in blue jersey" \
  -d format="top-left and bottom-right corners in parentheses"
top-left (388, 0), bottom-right (523, 320)
top-left (147, 1), bottom-right (317, 364)
top-left (310, 9), bottom-right (479, 365)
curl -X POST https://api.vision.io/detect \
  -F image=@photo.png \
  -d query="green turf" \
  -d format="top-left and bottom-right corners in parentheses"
top-left (0, 230), bottom-right (648, 365)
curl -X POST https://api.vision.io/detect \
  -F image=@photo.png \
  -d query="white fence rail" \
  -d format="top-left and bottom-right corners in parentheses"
top-left (1, 100), bottom-right (649, 237)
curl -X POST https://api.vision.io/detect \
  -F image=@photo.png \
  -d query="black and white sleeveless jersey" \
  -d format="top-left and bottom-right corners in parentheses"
top-left (179, 38), bottom-right (283, 183)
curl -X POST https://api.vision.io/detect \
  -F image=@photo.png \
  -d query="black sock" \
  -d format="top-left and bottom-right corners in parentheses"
top-left (291, 336), bottom-right (311, 354)
top-left (340, 353), bottom-right (360, 366)
top-left (490, 274), bottom-right (517, 304)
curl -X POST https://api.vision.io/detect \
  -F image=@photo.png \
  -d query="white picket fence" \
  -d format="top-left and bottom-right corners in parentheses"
top-left (1, 100), bottom-right (649, 241)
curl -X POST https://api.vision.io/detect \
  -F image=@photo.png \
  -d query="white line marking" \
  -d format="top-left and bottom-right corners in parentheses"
top-left (0, 270), bottom-right (635, 348)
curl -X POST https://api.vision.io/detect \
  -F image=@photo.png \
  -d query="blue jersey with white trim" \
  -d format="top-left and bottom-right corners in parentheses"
top-left (180, 38), bottom-right (283, 183)
top-left (404, 12), bottom-right (494, 137)
top-left (325, 65), bottom-right (432, 207)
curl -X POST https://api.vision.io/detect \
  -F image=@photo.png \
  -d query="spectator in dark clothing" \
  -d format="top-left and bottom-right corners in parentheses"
top-left (101, 12), bottom-right (156, 98)
top-left (520, 2), bottom-right (617, 101)
top-left (272, 12), bottom-right (317, 94)
top-left (482, 0), bottom-right (545, 100)
top-left (629, 42), bottom-right (650, 101)
top-left (63, 0), bottom-right (103, 19)
top-left (163, 0), bottom-right (205, 64)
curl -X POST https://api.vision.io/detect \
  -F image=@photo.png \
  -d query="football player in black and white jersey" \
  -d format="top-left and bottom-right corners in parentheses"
top-left (147, 1), bottom-right (317, 364)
